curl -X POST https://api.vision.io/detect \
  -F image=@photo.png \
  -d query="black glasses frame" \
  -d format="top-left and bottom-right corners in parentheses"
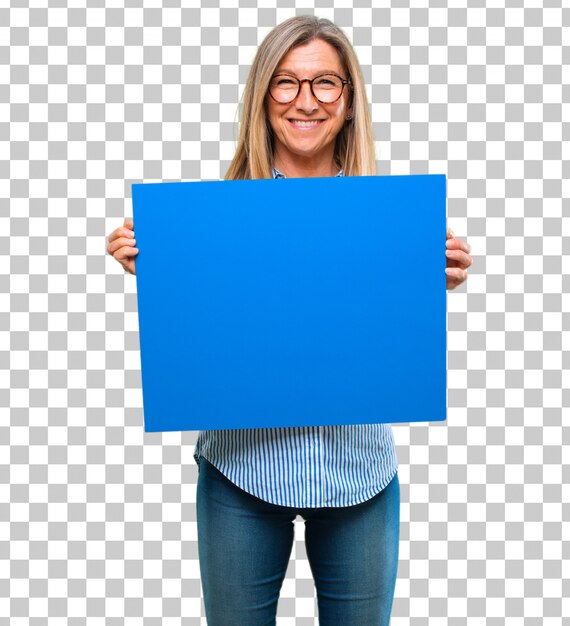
top-left (268, 72), bottom-right (352, 105)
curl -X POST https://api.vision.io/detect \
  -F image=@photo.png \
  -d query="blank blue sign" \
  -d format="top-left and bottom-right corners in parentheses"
top-left (132, 174), bottom-right (447, 432)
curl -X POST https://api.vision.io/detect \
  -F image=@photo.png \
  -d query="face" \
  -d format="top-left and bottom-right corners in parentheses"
top-left (265, 39), bottom-right (352, 167)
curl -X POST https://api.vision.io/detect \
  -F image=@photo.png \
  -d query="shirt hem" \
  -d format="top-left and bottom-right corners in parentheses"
top-left (195, 446), bottom-right (398, 509)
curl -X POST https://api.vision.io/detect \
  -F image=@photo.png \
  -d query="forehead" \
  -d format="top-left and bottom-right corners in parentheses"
top-left (275, 39), bottom-right (344, 75)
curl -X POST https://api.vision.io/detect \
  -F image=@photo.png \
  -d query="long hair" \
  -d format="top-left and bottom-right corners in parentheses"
top-left (224, 15), bottom-right (377, 180)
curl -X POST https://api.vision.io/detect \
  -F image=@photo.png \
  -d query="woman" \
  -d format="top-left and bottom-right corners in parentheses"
top-left (107, 16), bottom-right (472, 626)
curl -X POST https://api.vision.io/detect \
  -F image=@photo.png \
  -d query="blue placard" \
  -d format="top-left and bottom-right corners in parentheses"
top-left (132, 174), bottom-right (447, 432)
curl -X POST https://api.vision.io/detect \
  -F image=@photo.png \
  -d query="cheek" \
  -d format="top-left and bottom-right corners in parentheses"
top-left (268, 117), bottom-right (283, 139)
top-left (330, 108), bottom-right (346, 130)
top-left (268, 107), bottom-right (286, 130)
top-left (265, 99), bottom-right (281, 130)
top-left (329, 102), bottom-right (346, 125)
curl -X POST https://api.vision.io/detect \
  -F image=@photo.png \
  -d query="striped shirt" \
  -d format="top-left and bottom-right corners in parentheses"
top-left (193, 166), bottom-right (399, 508)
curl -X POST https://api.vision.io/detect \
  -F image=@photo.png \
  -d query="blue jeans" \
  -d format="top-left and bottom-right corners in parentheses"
top-left (196, 456), bottom-right (400, 626)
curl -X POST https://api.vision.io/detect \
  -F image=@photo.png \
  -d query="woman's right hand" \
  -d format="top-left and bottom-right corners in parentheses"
top-left (107, 217), bottom-right (138, 275)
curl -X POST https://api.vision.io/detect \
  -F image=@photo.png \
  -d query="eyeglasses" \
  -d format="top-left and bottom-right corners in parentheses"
top-left (268, 73), bottom-right (351, 105)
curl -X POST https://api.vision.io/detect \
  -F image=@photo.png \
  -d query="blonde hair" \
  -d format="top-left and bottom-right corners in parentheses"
top-left (224, 15), bottom-right (377, 180)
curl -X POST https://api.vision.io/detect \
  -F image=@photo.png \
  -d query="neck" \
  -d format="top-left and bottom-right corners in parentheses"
top-left (274, 152), bottom-right (340, 178)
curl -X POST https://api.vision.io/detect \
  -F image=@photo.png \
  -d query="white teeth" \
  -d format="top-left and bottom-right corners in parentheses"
top-left (290, 120), bottom-right (321, 127)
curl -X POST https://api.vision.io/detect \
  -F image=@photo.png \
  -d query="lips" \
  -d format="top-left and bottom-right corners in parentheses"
top-left (288, 119), bottom-right (324, 129)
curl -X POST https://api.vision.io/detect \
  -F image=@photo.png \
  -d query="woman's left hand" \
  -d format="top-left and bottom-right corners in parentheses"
top-left (445, 228), bottom-right (472, 290)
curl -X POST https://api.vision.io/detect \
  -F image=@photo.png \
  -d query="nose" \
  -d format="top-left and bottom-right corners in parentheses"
top-left (295, 80), bottom-right (318, 113)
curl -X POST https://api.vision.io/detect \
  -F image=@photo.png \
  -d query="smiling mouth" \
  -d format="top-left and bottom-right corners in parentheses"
top-left (288, 119), bottom-right (324, 129)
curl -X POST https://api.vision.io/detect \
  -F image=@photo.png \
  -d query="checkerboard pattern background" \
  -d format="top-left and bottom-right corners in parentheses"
top-left (2, 1), bottom-right (568, 624)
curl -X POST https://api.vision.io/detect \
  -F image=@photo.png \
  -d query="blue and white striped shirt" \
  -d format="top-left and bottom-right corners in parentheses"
top-left (193, 166), bottom-right (399, 507)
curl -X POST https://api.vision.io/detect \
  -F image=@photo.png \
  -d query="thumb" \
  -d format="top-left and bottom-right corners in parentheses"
top-left (124, 217), bottom-right (134, 229)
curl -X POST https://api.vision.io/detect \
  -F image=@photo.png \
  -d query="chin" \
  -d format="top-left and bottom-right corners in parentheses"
top-left (289, 147), bottom-right (323, 159)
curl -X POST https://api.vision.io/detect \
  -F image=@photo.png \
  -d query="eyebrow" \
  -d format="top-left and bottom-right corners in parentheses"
top-left (274, 68), bottom-right (342, 77)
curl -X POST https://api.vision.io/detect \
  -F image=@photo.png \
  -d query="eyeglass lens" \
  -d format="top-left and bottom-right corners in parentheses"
top-left (269, 74), bottom-right (344, 104)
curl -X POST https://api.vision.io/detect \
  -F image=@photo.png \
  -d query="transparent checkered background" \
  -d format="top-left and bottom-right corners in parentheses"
top-left (2, 1), bottom-right (569, 624)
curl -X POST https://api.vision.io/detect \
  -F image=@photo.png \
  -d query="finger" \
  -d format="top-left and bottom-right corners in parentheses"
top-left (107, 236), bottom-right (136, 255)
top-left (108, 227), bottom-right (135, 245)
top-left (114, 245), bottom-right (139, 262)
top-left (445, 249), bottom-right (473, 268)
top-left (447, 227), bottom-right (454, 239)
top-left (446, 237), bottom-right (471, 253)
top-left (446, 267), bottom-right (466, 284)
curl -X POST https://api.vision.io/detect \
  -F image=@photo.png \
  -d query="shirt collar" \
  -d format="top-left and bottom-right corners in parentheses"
top-left (273, 166), bottom-right (344, 179)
